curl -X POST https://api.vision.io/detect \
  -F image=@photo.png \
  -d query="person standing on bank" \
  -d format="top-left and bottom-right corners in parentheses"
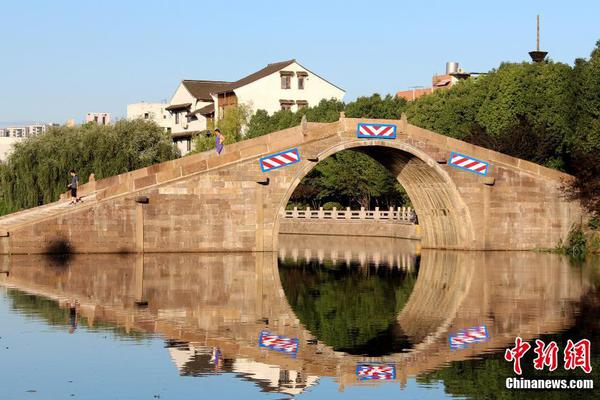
top-left (214, 128), bottom-right (225, 155)
top-left (68, 169), bottom-right (79, 204)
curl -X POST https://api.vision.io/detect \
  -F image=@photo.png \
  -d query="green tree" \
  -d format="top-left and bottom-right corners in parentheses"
top-left (345, 93), bottom-right (407, 119)
top-left (406, 61), bottom-right (575, 169)
top-left (311, 150), bottom-right (406, 209)
top-left (567, 40), bottom-right (600, 217)
top-left (0, 119), bottom-right (178, 214)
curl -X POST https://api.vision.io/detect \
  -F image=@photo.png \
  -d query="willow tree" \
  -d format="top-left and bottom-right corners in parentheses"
top-left (0, 119), bottom-right (179, 214)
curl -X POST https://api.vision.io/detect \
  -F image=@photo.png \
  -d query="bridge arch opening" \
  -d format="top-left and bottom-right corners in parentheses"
top-left (273, 140), bottom-right (475, 250)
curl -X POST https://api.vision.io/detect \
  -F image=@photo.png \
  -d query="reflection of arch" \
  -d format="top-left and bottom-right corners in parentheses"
top-left (273, 140), bottom-right (475, 250)
top-left (397, 251), bottom-right (475, 347)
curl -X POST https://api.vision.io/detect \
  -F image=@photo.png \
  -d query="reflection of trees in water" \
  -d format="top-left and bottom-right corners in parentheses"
top-left (278, 257), bottom-right (420, 356)
top-left (417, 287), bottom-right (600, 400)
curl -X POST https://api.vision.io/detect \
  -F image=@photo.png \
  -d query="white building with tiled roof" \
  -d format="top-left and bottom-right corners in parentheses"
top-left (127, 60), bottom-right (345, 155)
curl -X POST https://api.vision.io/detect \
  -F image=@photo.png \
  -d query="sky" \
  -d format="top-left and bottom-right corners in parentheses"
top-left (1, 0), bottom-right (599, 125)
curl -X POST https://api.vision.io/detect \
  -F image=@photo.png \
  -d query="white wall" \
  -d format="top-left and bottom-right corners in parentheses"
top-left (233, 61), bottom-right (345, 116)
top-left (0, 137), bottom-right (23, 161)
top-left (127, 103), bottom-right (171, 129)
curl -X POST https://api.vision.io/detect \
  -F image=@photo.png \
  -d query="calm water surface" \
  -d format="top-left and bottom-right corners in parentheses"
top-left (0, 234), bottom-right (598, 399)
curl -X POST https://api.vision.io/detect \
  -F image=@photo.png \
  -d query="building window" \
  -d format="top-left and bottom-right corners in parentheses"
top-left (280, 71), bottom-right (294, 89)
top-left (144, 112), bottom-right (149, 119)
top-left (175, 112), bottom-right (179, 124)
top-left (187, 139), bottom-right (192, 152)
top-left (297, 72), bottom-right (308, 90)
top-left (296, 100), bottom-right (308, 110)
top-left (280, 100), bottom-right (294, 111)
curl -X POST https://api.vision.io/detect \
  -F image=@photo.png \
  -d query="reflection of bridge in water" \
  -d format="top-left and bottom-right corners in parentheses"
top-left (278, 234), bottom-right (420, 269)
top-left (0, 247), bottom-right (592, 393)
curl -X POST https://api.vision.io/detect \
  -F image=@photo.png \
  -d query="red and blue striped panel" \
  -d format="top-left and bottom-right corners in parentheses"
top-left (448, 152), bottom-right (490, 176)
top-left (258, 331), bottom-right (299, 354)
top-left (448, 325), bottom-right (489, 349)
top-left (357, 123), bottom-right (397, 139)
top-left (356, 363), bottom-right (396, 380)
top-left (259, 148), bottom-right (301, 172)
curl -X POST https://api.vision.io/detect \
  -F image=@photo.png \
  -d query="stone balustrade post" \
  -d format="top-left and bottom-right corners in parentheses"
top-left (346, 207), bottom-right (351, 220)
top-left (318, 207), bottom-right (324, 219)
top-left (332, 207), bottom-right (337, 219)
top-left (292, 207), bottom-right (298, 218)
top-left (306, 207), bottom-right (310, 219)
top-left (359, 207), bottom-right (366, 219)
top-left (374, 207), bottom-right (380, 220)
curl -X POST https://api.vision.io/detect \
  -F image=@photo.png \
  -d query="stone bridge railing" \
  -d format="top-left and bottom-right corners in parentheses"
top-left (284, 206), bottom-right (415, 223)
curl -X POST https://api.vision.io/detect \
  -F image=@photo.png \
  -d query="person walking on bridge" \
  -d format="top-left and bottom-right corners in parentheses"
top-left (68, 169), bottom-right (80, 205)
top-left (214, 128), bottom-right (225, 155)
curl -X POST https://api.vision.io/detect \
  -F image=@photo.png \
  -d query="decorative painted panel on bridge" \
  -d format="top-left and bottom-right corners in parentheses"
top-left (448, 152), bottom-right (490, 176)
top-left (258, 331), bottom-right (299, 355)
top-left (448, 325), bottom-right (489, 349)
top-left (356, 363), bottom-right (397, 380)
top-left (357, 123), bottom-right (397, 139)
top-left (259, 148), bottom-right (301, 172)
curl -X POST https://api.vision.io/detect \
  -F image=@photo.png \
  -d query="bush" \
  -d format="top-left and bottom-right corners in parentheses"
top-left (322, 201), bottom-right (343, 210)
top-left (559, 224), bottom-right (588, 260)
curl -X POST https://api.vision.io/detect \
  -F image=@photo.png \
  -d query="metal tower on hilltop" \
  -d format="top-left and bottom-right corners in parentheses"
top-left (529, 15), bottom-right (548, 63)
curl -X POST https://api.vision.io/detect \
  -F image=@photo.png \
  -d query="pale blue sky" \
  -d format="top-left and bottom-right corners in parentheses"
top-left (1, 0), bottom-right (599, 124)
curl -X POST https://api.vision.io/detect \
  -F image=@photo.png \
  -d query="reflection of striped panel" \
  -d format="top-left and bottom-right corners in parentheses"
top-left (259, 148), bottom-right (301, 172)
top-left (357, 123), bottom-right (397, 139)
top-left (448, 325), bottom-right (489, 349)
top-left (356, 363), bottom-right (396, 380)
top-left (448, 152), bottom-right (490, 176)
top-left (258, 331), bottom-right (299, 354)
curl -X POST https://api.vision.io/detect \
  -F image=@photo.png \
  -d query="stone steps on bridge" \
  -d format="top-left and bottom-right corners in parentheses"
top-left (0, 194), bottom-right (98, 232)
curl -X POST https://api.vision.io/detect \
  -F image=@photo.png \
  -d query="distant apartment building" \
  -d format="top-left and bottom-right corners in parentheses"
top-left (397, 62), bottom-right (469, 101)
top-left (0, 123), bottom-right (57, 138)
top-left (86, 112), bottom-right (111, 125)
top-left (128, 59), bottom-right (345, 155)
top-left (0, 123), bottom-right (58, 160)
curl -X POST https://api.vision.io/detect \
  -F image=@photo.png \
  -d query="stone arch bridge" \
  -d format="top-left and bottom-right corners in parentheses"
top-left (0, 117), bottom-right (583, 254)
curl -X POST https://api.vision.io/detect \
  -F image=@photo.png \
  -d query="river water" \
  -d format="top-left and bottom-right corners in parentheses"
top-left (0, 234), bottom-right (598, 399)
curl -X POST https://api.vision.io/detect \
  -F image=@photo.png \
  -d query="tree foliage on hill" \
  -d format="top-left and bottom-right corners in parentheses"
top-left (0, 119), bottom-right (178, 213)
top-left (406, 61), bottom-right (575, 169)
top-left (567, 41), bottom-right (600, 217)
